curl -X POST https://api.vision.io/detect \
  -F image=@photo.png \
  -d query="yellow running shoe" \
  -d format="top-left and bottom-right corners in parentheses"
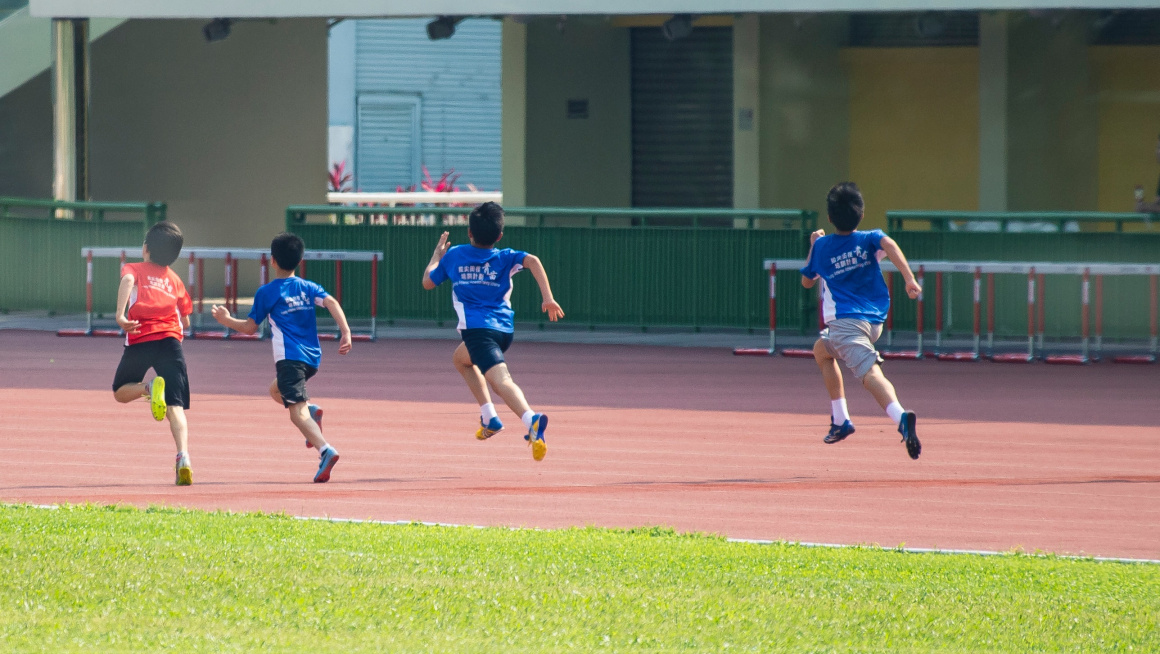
top-left (175, 453), bottom-right (192, 486)
top-left (149, 377), bottom-right (167, 422)
top-left (476, 416), bottom-right (504, 440)
top-left (525, 414), bottom-right (548, 462)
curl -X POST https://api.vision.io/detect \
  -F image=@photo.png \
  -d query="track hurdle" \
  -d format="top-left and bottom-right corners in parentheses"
top-left (61, 247), bottom-right (383, 342)
top-left (743, 259), bottom-right (1159, 364)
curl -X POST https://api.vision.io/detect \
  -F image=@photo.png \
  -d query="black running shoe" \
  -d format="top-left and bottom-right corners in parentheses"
top-left (899, 411), bottom-right (921, 460)
top-left (824, 420), bottom-right (856, 444)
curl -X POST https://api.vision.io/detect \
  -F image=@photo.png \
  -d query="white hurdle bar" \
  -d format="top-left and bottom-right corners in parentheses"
top-left (66, 247), bottom-right (383, 340)
top-left (745, 259), bottom-right (1160, 363)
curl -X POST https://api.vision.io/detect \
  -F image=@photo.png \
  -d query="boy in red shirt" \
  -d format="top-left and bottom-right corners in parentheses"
top-left (111, 221), bottom-right (196, 485)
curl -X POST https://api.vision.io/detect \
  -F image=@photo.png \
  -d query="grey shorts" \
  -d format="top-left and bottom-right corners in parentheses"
top-left (819, 318), bottom-right (885, 380)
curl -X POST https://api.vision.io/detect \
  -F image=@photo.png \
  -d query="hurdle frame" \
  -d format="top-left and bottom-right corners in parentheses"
top-left (62, 247), bottom-right (384, 341)
top-left (739, 259), bottom-right (1160, 363)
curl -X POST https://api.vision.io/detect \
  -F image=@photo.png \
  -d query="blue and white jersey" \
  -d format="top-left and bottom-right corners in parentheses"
top-left (428, 245), bottom-right (528, 333)
top-left (800, 230), bottom-right (891, 325)
top-left (248, 277), bottom-right (329, 368)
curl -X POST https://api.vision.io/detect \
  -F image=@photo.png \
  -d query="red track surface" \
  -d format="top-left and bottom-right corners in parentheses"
top-left (1, 331), bottom-right (1157, 559)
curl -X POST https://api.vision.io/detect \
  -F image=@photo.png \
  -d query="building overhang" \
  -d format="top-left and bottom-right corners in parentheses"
top-left (30, 0), bottom-right (1159, 19)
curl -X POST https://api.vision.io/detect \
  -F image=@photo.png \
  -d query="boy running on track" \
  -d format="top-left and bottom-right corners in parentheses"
top-left (211, 233), bottom-right (353, 482)
top-left (422, 201), bottom-right (564, 461)
top-left (800, 182), bottom-right (923, 459)
top-left (112, 221), bottom-right (196, 485)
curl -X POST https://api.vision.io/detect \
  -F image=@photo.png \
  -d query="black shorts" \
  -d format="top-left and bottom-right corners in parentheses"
top-left (276, 359), bottom-right (317, 407)
top-left (461, 328), bottom-right (514, 374)
top-left (112, 337), bottom-right (190, 409)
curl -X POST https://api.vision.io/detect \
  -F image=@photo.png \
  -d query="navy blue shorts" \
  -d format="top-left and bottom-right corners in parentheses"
top-left (112, 337), bottom-right (190, 409)
top-left (461, 328), bottom-right (513, 374)
top-left (275, 359), bottom-right (317, 407)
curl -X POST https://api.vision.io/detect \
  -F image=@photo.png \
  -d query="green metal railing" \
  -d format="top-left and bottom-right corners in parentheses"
top-left (888, 211), bottom-right (1157, 233)
top-left (0, 197), bottom-right (167, 229)
top-left (286, 205), bottom-right (819, 332)
top-left (0, 197), bottom-right (166, 313)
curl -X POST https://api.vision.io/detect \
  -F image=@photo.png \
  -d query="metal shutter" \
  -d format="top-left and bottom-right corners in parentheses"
top-left (631, 26), bottom-right (733, 208)
top-left (355, 18), bottom-right (502, 192)
top-left (356, 94), bottom-right (421, 191)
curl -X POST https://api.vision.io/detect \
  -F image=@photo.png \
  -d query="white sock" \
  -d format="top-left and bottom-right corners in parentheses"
top-left (176, 451), bottom-right (189, 464)
top-left (480, 402), bottom-right (499, 423)
top-left (886, 402), bottom-right (906, 426)
top-left (521, 410), bottom-right (536, 430)
top-left (831, 398), bottom-right (850, 424)
top-left (317, 443), bottom-right (332, 454)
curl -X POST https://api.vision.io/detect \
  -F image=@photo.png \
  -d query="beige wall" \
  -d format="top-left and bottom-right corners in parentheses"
top-left (525, 18), bottom-right (631, 207)
top-left (1093, 46), bottom-right (1160, 215)
top-left (0, 18), bottom-right (327, 252)
top-left (846, 47), bottom-right (980, 230)
top-left (758, 14), bottom-right (849, 219)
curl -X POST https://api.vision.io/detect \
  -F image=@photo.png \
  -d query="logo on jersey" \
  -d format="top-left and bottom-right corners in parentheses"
top-left (145, 274), bottom-right (176, 298)
top-left (457, 263), bottom-right (500, 282)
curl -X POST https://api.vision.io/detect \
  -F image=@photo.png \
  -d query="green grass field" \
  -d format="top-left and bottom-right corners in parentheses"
top-left (2, 504), bottom-right (1156, 653)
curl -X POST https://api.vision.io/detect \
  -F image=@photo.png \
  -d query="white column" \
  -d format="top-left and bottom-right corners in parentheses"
top-left (501, 18), bottom-right (527, 209)
top-left (978, 12), bottom-right (1008, 211)
top-left (52, 18), bottom-right (90, 210)
top-left (733, 14), bottom-right (760, 212)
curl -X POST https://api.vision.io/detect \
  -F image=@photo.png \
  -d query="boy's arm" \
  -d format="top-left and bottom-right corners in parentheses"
top-left (522, 254), bottom-right (564, 321)
top-left (210, 305), bottom-right (259, 335)
top-left (115, 273), bottom-right (140, 333)
top-left (801, 229), bottom-right (825, 289)
top-left (880, 235), bottom-right (923, 299)
top-left (421, 231), bottom-right (451, 290)
top-left (322, 296), bottom-right (353, 355)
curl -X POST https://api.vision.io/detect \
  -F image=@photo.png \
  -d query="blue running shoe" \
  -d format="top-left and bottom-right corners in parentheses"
top-left (476, 416), bottom-right (504, 440)
top-left (899, 411), bottom-right (921, 460)
top-left (314, 446), bottom-right (340, 483)
top-left (525, 414), bottom-right (547, 461)
top-left (305, 404), bottom-right (323, 449)
top-left (824, 420), bottom-right (855, 444)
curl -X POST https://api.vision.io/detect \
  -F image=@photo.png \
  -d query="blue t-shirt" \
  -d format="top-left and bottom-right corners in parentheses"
top-left (248, 277), bottom-right (330, 368)
top-left (428, 245), bottom-right (528, 332)
top-left (799, 230), bottom-right (891, 325)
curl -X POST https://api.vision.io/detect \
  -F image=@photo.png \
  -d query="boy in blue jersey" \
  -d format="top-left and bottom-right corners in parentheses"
top-left (800, 182), bottom-right (923, 460)
top-left (422, 202), bottom-right (564, 461)
top-left (211, 233), bottom-right (353, 482)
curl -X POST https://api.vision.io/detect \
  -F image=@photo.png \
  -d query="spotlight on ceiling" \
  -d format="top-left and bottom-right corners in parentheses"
top-left (661, 14), bottom-right (693, 41)
top-left (426, 16), bottom-right (462, 41)
top-left (203, 18), bottom-right (233, 43)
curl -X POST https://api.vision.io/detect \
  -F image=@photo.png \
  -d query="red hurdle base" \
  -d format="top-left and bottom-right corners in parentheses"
top-left (56, 329), bottom-right (89, 337)
top-left (990, 353), bottom-right (1034, 363)
top-left (882, 351), bottom-right (921, 360)
top-left (936, 352), bottom-right (979, 362)
top-left (1044, 354), bottom-right (1089, 365)
top-left (350, 334), bottom-right (375, 342)
top-left (91, 329), bottom-right (123, 338)
top-left (732, 348), bottom-right (773, 356)
top-left (1111, 354), bottom-right (1157, 364)
top-left (229, 333), bottom-right (262, 341)
top-left (192, 331), bottom-right (230, 340)
top-left (780, 348), bottom-right (815, 358)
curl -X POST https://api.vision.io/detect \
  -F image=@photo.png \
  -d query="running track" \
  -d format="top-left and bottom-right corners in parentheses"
top-left (1, 331), bottom-right (1157, 559)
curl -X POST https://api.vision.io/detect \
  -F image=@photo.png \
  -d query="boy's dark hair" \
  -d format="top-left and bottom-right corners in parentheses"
top-left (144, 221), bottom-right (184, 266)
top-left (270, 232), bottom-right (305, 271)
top-left (469, 202), bottom-right (504, 247)
top-left (826, 182), bottom-right (865, 232)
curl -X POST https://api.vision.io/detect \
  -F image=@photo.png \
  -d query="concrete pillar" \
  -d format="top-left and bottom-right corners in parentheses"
top-left (733, 14), bottom-right (760, 212)
top-left (52, 18), bottom-right (90, 209)
top-left (978, 12), bottom-right (1008, 211)
top-left (501, 19), bottom-right (527, 208)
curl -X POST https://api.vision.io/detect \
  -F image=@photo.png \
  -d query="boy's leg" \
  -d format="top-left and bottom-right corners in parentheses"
top-left (483, 363), bottom-right (532, 419)
top-left (813, 335), bottom-right (854, 444)
top-left (861, 364), bottom-right (921, 459)
top-left (112, 342), bottom-right (153, 403)
top-left (453, 342), bottom-right (493, 406)
top-left (288, 401), bottom-right (328, 450)
top-left (151, 338), bottom-right (195, 483)
top-left (269, 379), bottom-right (283, 405)
top-left (167, 406), bottom-right (189, 453)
